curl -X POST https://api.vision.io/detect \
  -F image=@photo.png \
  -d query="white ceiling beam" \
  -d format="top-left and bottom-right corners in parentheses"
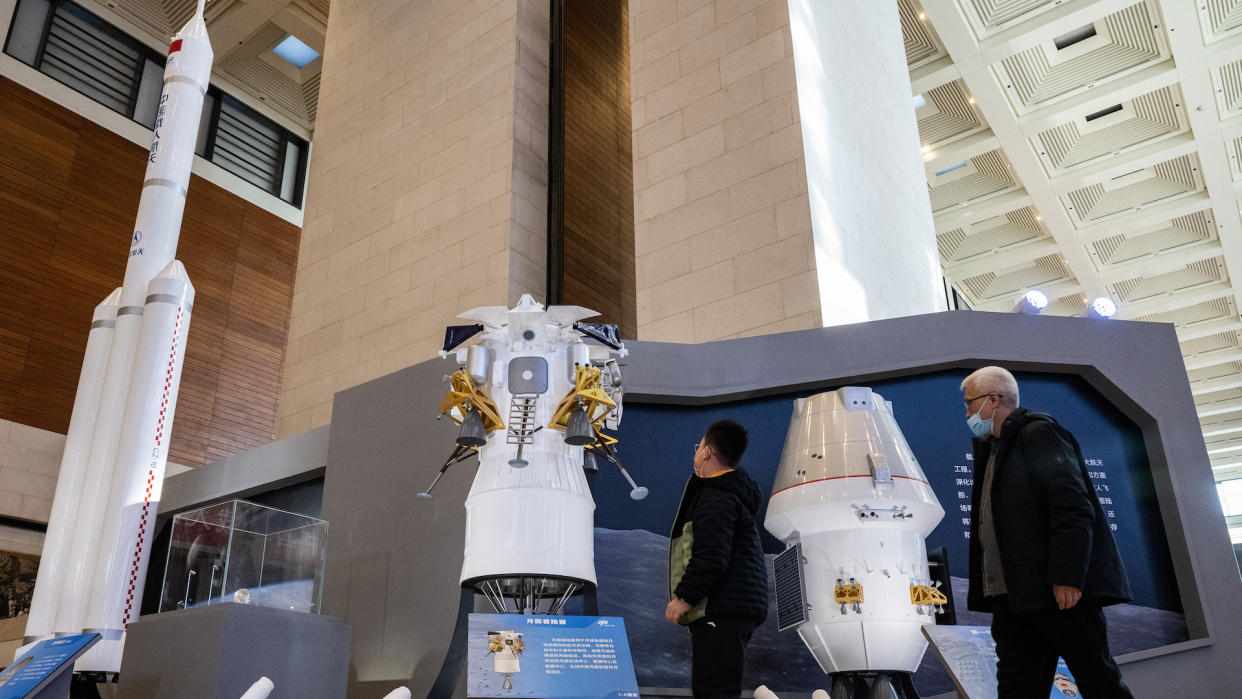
top-left (1074, 192), bottom-right (1214, 242)
top-left (1211, 451), bottom-right (1242, 467)
top-left (933, 189), bottom-right (1033, 233)
top-left (944, 238), bottom-right (1061, 279)
top-left (1156, 0), bottom-right (1242, 322)
top-left (1096, 243), bottom-right (1226, 285)
top-left (1210, 437), bottom-right (1242, 455)
top-left (1183, 348), bottom-right (1242, 372)
top-left (919, 0), bottom-right (1108, 300)
top-left (1178, 318), bottom-right (1242, 342)
top-left (1201, 414), bottom-right (1242, 437)
top-left (924, 130), bottom-right (1000, 168)
top-left (1193, 375), bottom-right (1242, 396)
top-left (1115, 283), bottom-right (1234, 319)
top-left (1206, 436), bottom-right (1242, 453)
top-left (1048, 132), bottom-right (1198, 195)
top-left (1016, 61), bottom-right (1180, 133)
top-left (911, 56), bottom-right (961, 95)
top-left (1207, 35), bottom-right (1242, 70)
top-left (1197, 396), bottom-right (1242, 418)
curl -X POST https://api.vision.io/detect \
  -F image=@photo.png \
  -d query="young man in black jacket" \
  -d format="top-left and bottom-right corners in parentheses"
top-left (962, 366), bottom-right (1134, 699)
top-left (664, 419), bottom-right (768, 699)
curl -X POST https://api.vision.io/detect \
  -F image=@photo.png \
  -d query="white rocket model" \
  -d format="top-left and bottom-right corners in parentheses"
top-left (764, 387), bottom-right (946, 692)
top-left (422, 295), bottom-right (646, 613)
top-left (20, 0), bottom-right (212, 674)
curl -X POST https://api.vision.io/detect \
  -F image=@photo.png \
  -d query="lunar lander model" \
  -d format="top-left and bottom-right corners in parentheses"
top-left (420, 295), bottom-right (646, 615)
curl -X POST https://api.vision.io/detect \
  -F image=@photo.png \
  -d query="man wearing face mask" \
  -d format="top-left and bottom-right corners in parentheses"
top-left (962, 366), bottom-right (1134, 699)
top-left (665, 419), bottom-right (768, 699)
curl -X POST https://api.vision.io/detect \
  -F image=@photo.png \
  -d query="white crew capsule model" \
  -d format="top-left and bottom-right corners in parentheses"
top-left (421, 295), bottom-right (646, 614)
top-left (765, 387), bottom-right (945, 693)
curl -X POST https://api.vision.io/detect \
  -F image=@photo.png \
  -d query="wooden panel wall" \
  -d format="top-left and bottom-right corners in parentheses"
top-left (0, 77), bottom-right (300, 466)
top-left (563, 0), bottom-right (637, 338)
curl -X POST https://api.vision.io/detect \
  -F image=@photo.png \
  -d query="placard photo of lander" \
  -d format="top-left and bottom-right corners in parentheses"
top-left (466, 614), bottom-right (639, 699)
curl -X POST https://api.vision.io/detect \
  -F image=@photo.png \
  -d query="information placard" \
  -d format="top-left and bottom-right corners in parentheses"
top-left (0, 633), bottom-right (100, 699)
top-left (466, 614), bottom-right (639, 699)
top-left (923, 625), bottom-right (1081, 698)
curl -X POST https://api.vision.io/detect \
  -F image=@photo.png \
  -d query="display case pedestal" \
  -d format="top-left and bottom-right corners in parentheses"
top-left (117, 602), bottom-right (350, 698)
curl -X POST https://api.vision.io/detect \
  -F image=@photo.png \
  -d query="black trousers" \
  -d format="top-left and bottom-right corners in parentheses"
top-left (990, 597), bottom-right (1134, 699)
top-left (688, 615), bottom-right (757, 699)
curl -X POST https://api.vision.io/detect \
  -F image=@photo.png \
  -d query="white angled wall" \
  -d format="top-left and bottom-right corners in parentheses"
top-left (787, 0), bottom-right (945, 325)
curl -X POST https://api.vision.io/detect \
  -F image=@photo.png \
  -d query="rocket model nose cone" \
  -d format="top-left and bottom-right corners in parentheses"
top-left (92, 287), bottom-right (124, 322)
top-left (155, 259), bottom-right (190, 281)
top-left (100, 287), bottom-right (124, 308)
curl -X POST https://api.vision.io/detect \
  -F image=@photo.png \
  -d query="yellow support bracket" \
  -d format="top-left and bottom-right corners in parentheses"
top-left (437, 369), bottom-right (504, 432)
top-left (548, 365), bottom-right (618, 446)
top-left (910, 585), bottom-right (948, 607)
top-left (834, 583), bottom-right (863, 604)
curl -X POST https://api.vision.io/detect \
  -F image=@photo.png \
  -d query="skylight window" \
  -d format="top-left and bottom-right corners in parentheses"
top-left (1053, 24), bottom-right (1097, 50)
top-left (273, 35), bottom-right (319, 68)
top-left (913, 94), bottom-right (926, 110)
top-left (934, 161), bottom-right (967, 176)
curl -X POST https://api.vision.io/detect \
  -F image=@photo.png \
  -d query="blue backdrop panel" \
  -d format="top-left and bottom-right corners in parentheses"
top-left (593, 369), bottom-right (1178, 612)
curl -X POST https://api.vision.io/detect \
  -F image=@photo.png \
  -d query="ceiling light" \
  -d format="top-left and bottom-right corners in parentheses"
top-left (919, 12), bottom-right (925, 20)
top-left (1080, 297), bottom-right (1117, 319)
top-left (922, 144), bottom-right (932, 153)
top-left (273, 35), bottom-right (319, 68)
top-left (913, 94), bottom-right (926, 109)
top-left (968, 97), bottom-right (975, 104)
top-left (1013, 290), bottom-right (1048, 315)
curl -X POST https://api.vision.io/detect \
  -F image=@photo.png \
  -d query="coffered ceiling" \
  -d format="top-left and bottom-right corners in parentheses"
top-left (904, 0), bottom-right (1242, 484)
top-left (85, 0), bottom-right (324, 131)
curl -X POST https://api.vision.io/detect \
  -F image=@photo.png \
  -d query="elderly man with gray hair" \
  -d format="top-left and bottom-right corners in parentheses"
top-left (961, 366), bottom-right (1134, 698)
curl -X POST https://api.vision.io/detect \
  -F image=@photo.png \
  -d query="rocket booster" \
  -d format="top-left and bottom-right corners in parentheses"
top-left (22, 289), bottom-right (121, 644)
top-left (81, 263), bottom-right (194, 671)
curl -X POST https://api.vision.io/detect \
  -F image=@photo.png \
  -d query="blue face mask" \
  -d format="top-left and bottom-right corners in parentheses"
top-left (967, 400), bottom-right (994, 438)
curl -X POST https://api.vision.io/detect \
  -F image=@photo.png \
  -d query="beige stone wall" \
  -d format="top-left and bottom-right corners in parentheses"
top-left (0, 417), bottom-right (189, 530)
top-left (630, 0), bottom-right (819, 343)
top-left (0, 419), bottom-right (62, 525)
top-left (278, 0), bottom-right (549, 437)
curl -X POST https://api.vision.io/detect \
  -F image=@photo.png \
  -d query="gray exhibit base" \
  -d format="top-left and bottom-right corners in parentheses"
top-left (117, 603), bottom-right (350, 698)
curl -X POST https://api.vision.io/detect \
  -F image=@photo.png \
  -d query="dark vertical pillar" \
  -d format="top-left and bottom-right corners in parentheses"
top-left (550, 0), bottom-right (637, 338)
top-left (546, 0), bottom-right (565, 306)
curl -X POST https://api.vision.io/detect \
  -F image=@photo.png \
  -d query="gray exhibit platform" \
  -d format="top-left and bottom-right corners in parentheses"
top-left (117, 603), bottom-right (350, 698)
top-left (317, 310), bottom-right (1242, 698)
top-left (153, 310), bottom-right (1242, 697)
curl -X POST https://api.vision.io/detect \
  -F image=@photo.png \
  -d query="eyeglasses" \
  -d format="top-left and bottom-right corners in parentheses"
top-left (964, 393), bottom-right (999, 408)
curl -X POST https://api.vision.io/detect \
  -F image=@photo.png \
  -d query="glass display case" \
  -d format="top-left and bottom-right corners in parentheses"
top-left (159, 499), bottom-right (327, 614)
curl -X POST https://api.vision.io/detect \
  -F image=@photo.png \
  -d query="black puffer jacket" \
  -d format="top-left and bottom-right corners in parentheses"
top-left (667, 468), bottom-right (769, 625)
top-left (967, 408), bottom-right (1131, 614)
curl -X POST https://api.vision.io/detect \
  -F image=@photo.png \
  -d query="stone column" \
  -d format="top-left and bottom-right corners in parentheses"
top-left (629, 0), bottom-right (943, 342)
top-left (788, 0), bottom-right (944, 325)
top-left (277, 0), bottom-right (549, 437)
